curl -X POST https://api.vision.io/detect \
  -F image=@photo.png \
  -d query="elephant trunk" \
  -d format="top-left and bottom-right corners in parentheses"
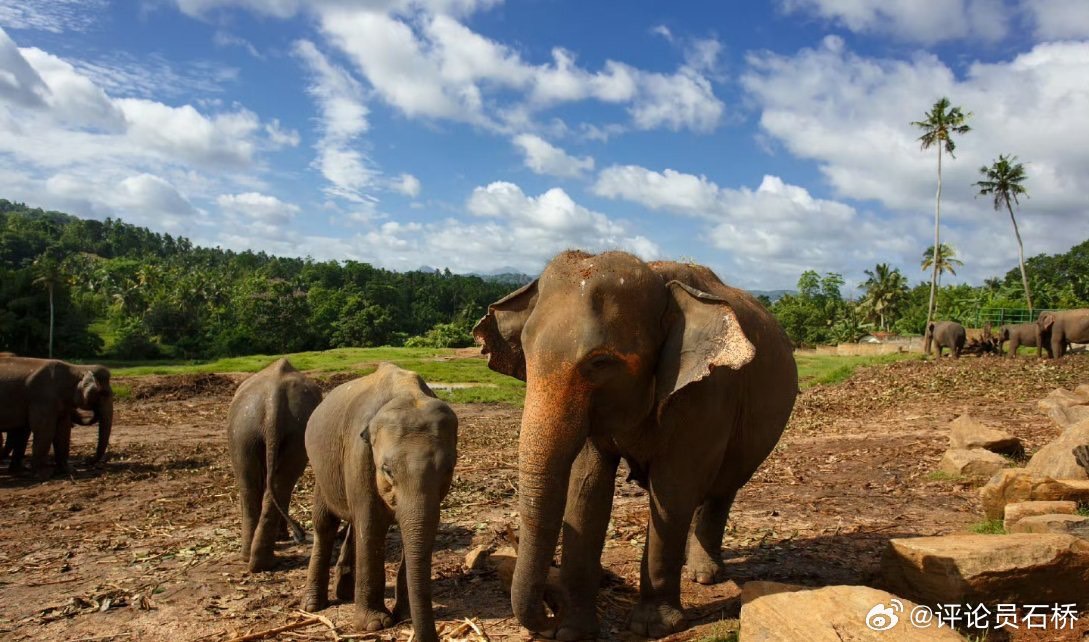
top-left (512, 373), bottom-right (589, 633)
top-left (91, 394), bottom-right (113, 463)
top-left (398, 494), bottom-right (441, 642)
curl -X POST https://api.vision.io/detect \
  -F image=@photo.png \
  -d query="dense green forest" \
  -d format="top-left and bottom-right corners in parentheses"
top-left (2, 199), bottom-right (1087, 357)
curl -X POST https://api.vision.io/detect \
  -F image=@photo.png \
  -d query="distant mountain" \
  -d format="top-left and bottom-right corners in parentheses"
top-left (749, 289), bottom-right (794, 302)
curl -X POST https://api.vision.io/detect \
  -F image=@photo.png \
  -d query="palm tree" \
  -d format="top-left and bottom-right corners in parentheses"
top-left (859, 263), bottom-right (908, 331)
top-left (912, 97), bottom-right (971, 340)
top-left (975, 154), bottom-right (1032, 314)
top-left (921, 243), bottom-right (964, 290)
top-left (32, 254), bottom-right (63, 358)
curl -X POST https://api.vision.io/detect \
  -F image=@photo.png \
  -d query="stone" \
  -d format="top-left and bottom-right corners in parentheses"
top-left (1024, 421), bottom-right (1089, 481)
top-left (740, 585), bottom-right (964, 642)
top-left (881, 534), bottom-right (1089, 608)
top-left (1002, 500), bottom-right (1078, 531)
top-left (1038, 388), bottom-right (1089, 415)
top-left (980, 468), bottom-right (1089, 519)
top-left (939, 448), bottom-right (1008, 478)
top-left (948, 415), bottom-right (1022, 455)
top-left (463, 544), bottom-right (490, 571)
top-left (1047, 405), bottom-right (1089, 430)
top-left (739, 580), bottom-right (807, 605)
top-left (1007, 513), bottom-right (1089, 535)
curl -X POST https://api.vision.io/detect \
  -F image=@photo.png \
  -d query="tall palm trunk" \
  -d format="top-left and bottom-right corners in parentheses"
top-left (47, 282), bottom-right (54, 358)
top-left (925, 146), bottom-right (941, 341)
top-left (1007, 202), bottom-right (1033, 315)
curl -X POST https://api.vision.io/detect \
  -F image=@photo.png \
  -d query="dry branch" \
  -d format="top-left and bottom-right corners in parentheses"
top-left (222, 616), bottom-right (320, 642)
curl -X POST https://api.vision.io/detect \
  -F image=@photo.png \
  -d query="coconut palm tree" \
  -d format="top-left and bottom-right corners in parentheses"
top-left (921, 244), bottom-right (964, 289)
top-left (912, 97), bottom-right (971, 340)
top-left (975, 154), bottom-right (1032, 314)
top-left (32, 254), bottom-right (64, 358)
top-left (859, 263), bottom-right (908, 332)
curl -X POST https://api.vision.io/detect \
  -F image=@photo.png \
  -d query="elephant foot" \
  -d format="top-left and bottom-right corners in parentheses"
top-left (627, 600), bottom-right (687, 638)
top-left (334, 566), bottom-right (354, 601)
top-left (685, 555), bottom-right (726, 585)
top-left (301, 590), bottom-right (328, 613)
top-left (554, 609), bottom-right (600, 641)
top-left (247, 549), bottom-right (276, 573)
top-left (391, 599), bottom-right (410, 623)
top-left (353, 605), bottom-right (394, 632)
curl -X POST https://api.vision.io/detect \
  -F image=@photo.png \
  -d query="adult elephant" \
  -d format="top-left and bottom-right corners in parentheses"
top-left (0, 356), bottom-right (113, 476)
top-left (474, 251), bottom-right (798, 639)
top-left (996, 323), bottom-right (1037, 358)
top-left (1037, 309), bottom-right (1089, 358)
top-left (924, 321), bottom-right (966, 358)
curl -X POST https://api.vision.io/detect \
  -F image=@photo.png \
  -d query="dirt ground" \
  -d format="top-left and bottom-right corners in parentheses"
top-left (2, 356), bottom-right (1089, 641)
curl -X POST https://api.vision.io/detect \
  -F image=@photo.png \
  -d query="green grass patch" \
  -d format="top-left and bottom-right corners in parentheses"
top-left (926, 470), bottom-right (963, 482)
top-left (969, 519), bottom-right (1005, 535)
top-left (111, 383), bottom-right (132, 401)
top-left (794, 352), bottom-right (922, 390)
top-left (694, 620), bottom-right (739, 642)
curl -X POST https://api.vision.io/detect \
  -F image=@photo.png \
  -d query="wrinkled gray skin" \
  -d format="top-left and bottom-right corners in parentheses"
top-left (302, 364), bottom-right (457, 642)
top-left (925, 321), bottom-right (966, 358)
top-left (227, 358), bottom-right (322, 572)
top-left (1037, 309), bottom-right (1089, 358)
top-left (474, 251), bottom-right (798, 639)
top-left (0, 356), bottom-right (113, 477)
top-left (996, 323), bottom-right (1037, 358)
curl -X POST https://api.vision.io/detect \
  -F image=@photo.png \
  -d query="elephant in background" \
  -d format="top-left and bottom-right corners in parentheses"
top-left (302, 363), bottom-right (457, 642)
top-left (474, 251), bottom-right (798, 639)
top-left (227, 358), bottom-right (322, 572)
top-left (1037, 309), bottom-right (1089, 358)
top-left (996, 323), bottom-right (1037, 357)
top-left (925, 321), bottom-right (966, 358)
top-left (0, 356), bottom-right (113, 477)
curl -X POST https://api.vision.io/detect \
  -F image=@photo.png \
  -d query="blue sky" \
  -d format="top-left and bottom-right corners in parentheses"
top-left (1, 0), bottom-right (1088, 289)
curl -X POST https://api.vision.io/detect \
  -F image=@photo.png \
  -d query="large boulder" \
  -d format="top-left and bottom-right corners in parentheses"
top-left (740, 585), bottom-right (964, 641)
top-left (1003, 500), bottom-right (1078, 531)
top-left (948, 415), bottom-right (1022, 455)
top-left (1007, 513), bottom-right (1089, 536)
top-left (739, 580), bottom-right (807, 605)
top-left (881, 534), bottom-right (1089, 608)
top-left (1024, 421), bottom-right (1089, 481)
top-left (939, 448), bottom-right (1008, 478)
top-left (980, 468), bottom-right (1089, 519)
top-left (1047, 406), bottom-right (1089, 430)
top-left (1038, 388), bottom-right (1089, 415)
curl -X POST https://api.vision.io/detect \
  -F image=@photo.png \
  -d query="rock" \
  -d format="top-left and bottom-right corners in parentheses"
top-left (1024, 421), bottom-right (1089, 481)
top-left (1038, 388), bottom-right (1089, 414)
top-left (487, 546), bottom-right (563, 613)
top-left (939, 448), bottom-right (1008, 478)
top-left (464, 544), bottom-right (490, 571)
top-left (980, 468), bottom-right (1089, 519)
top-left (881, 534), bottom-right (1089, 608)
top-left (740, 585), bottom-right (964, 641)
top-left (1047, 405), bottom-right (1089, 429)
top-left (948, 415), bottom-right (1023, 455)
top-left (739, 580), bottom-right (807, 605)
top-left (1003, 500), bottom-right (1078, 531)
top-left (1007, 513), bottom-right (1089, 535)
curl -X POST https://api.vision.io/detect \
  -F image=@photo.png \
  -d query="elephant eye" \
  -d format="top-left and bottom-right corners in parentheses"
top-left (587, 354), bottom-right (618, 369)
top-left (381, 463), bottom-right (393, 479)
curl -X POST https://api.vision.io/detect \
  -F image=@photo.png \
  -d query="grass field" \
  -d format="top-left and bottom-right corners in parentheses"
top-left (96, 348), bottom-right (920, 406)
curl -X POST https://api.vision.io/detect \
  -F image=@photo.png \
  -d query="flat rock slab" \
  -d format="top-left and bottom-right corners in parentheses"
top-left (940, 448), bottom-right (1008, 478)
top-left (1003, 500), bottom-right (1078, 531)
top-left (980, 469), bottom-right (1089, 519)
top-left (739, 580), bottom-right (807, 605)
top-left (1024, 421), bottom-right (1089, 481)
top-left (741, 585), bottom-right (965, 641)
top-left (881, 534), bottom-right (1089, 608)
top-left (948, 414), bottom-right (1022, 455)
top-left (1008, 513), bottom-right (1089, 535)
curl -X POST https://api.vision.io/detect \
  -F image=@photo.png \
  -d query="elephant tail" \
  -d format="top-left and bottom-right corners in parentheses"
top-left (265, 439), bottom-right (307, 544)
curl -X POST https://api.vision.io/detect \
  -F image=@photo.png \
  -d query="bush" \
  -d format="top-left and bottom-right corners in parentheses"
top-left (405, 321), bottom-right (474, 348)
top-left (109, 319), bottom-right (161, 359)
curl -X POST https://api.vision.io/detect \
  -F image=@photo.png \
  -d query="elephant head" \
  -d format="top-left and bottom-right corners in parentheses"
top-left (472, 251), bottom-right (754, 631)
top-left (365, 396), bottom-right (457, 638)
top-left (924, 322), bottom-right (936, 354)
top-left (76, 366), bottom-right (114, 463)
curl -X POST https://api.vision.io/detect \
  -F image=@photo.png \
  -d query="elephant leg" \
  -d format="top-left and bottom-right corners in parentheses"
top-left (7, 428), bottom-right (29, 472)
top-left (555, 440), bottom-right (619, 641)
top-left (29, 409), bottom-right (56, 479)
top-left (351, 504), bottom-right (394, 632)
top-left (52, 419), bottom-right (72, 476)
top-left (1008, 338), bottom-right (1018, 358)
top-left (334, 524), bottom-right (355, 601)
top-left (685, 490), bottom-right (736, 585)
top-left (302, 490), bottom-right (339, 611)
top-left (1053, 336), bottom-right (1064, 359)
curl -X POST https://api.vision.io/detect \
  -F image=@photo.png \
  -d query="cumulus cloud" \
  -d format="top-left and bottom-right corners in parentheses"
top-left (391, 173), bottom-right (422, 198)
top-left (512, 133), bottom-right (594, 178)
top-left (216, 192), bottom-right (300, 224)
top-left (777, 0), bottom-right (1009, 43)
top-left (1023, 0), bottom-right (1089, 40)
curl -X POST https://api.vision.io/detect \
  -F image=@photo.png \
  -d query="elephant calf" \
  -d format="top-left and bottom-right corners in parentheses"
top-left (1037, 309), bottom-right (1089, 358)
top-left (926, 321), bottom-right (966, 358)
top-left (996, 323), bottom-right (1037, 357)
top-left (227, 358), bottom-right (322, 572)
top-left (302, 363), bottom-right (457, 642)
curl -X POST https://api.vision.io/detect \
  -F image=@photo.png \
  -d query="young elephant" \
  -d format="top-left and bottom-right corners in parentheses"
top-left (926, 321), bottom-right (966, 358)
top-left (227, 358), bottom-right (322, 572)
top-left (303, 363), bottom-right (457, 642)
top-left (996, 323), bottom-right (1037, 357)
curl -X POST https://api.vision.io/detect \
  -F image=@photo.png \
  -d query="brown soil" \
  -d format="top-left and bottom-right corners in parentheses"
top-left (2, 356), bottom-right (1088, 641)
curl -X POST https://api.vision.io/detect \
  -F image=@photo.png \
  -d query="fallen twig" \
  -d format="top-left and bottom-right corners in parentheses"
top-left (222, 616), bottom-right (320, 642)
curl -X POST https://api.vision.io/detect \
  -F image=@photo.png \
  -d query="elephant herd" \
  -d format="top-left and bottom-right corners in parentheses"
top-left (926, 308), bottom-right (1089, 359)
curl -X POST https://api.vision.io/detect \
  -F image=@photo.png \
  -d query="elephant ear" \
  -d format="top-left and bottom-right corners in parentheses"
top-left (472, 280), bottom-right (539, 381)
top-left (655, 281), bottom-right (755, 419)
top-left (1040, 313), bottom-right (1055, 331)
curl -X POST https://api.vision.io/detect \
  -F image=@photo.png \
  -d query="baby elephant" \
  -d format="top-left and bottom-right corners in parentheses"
top-left (997, 323), bottom-right (1037, 357)
top-left (926, 320), bottom-right (966, 358)
top-left (303, 363), bottom-right (457, 642)
top-left (227, 358), bottom-right (322, 572)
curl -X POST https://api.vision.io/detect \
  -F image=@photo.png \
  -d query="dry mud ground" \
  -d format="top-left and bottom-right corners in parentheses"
top-left (2, 356), bottom-right (1089, 641)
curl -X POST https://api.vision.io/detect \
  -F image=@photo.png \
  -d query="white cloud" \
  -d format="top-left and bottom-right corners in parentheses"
top-left (216, 192), bottom-right (300, 224)
top-left (1023, 0), bottom-right (1089, 40)
top-left (512, 133), bottom-right (594, 178)
top-left (392, 173), bottom-right (422, 198)
top-left (0, 0), bottom-right (107, 34)
top-left (778, 0), bottom-right (1009, 43)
